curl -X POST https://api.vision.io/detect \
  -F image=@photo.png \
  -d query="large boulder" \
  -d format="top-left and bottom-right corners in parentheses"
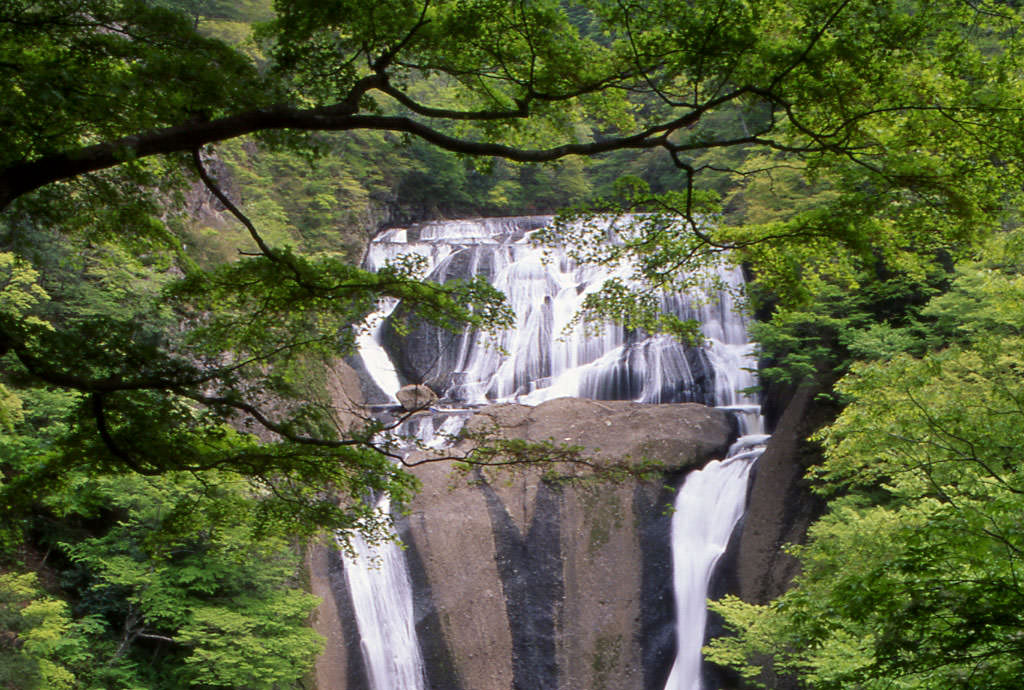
top-left (380, 245), bottom-right (495, 393)
top-left (396, 383), bottom-right (439, 411)
top-left (380, 305), bottom-right (464, 394)
top-left (394, 399), bottom-right (736, 690)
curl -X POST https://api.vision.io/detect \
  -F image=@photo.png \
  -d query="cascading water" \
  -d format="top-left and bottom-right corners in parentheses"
top-left (662, 334), bottom-right (767, 690)
top-left (338, 413), bottom-right (462, 690)
top-left (341, 495), bottom-right (426, 690)
top-left (363, 216), bottom-right (725, 407)
top-left (662, 437), bottom-right (766, 690)
top-left (347, 216), bottom-right (767, 689)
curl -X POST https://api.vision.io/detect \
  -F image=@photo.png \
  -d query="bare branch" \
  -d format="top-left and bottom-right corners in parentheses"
top-left (192, 147), bottom-right (275, 258)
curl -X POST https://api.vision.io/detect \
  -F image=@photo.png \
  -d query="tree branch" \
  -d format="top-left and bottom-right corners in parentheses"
top-left (0, 98), bottom-right (711, 211)
top-left (192, 147), bottom-right (276, 258)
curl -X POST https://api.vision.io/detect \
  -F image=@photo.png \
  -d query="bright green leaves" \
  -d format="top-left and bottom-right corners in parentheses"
top-left (267, 0), bottom-right (637, 144)
top-left (0, 0), bottom-right (267, 166)
top-left (598, 0), bottom-right (760, 108)
top-left (422, 0), bottom-right (623, 100)
top-left (814, 338), bottom-right (1024, 500)
top-left (920, 230), bottom-right (1024, 346)
top-left (0, 573), bottom-right (79, 690)
top-left (0, 384), bottom-right (22, 432)
top-left (708, 230), bottom-right (1024, 689)
top-left (592, 0), bottom-right (1024, 325)
top-left (42, 471), bottom-right (325, 688)
top-left (0, 252), bottom-right (49, 323)
top-left (749, 265), bottom-right (943, 386)
top-left (177, 590), bottom-right (323, 689)
top-left (0, 251), bottom-right (53, 355)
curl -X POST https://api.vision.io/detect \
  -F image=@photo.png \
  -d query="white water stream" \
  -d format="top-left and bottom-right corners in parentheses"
top-left (661, 266), bottom-right (766, 690)
top-left (341, 495), bottom-right (426, 690)
top-left (663, 434), bottom-right (767, 690)
top-left (346, 216), bottom-right (767, 690)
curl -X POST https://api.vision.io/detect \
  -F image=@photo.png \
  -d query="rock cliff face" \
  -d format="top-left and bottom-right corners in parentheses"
top-left (305, 213), bottom-right (827, 688)
top-left (730, 384), bottom-right (830, 604)
top-left (310, 397), bottom-right (736, 690)
top-left (704, 382), bottom-right (835, 690)
top-left (307, 362), bottom-right (838, 690)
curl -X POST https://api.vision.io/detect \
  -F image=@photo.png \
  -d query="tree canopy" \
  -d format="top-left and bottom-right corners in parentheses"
top-left (3, 0), bottom-right (1022, 502)
top-left (3, 0), bottom-right (1024, 687)
top-left (706, 229), bottom-right (1024, 689)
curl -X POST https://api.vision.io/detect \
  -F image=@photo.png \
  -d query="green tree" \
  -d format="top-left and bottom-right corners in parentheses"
top-left (55, 472), bottom-right (324, 689)
top-left (2, 0), bottom-right (1024, 558)
top-left (0, 573), bottom-right (80, 690)
top-left (4, 1), bottom-right (1024, 686)
top-left (706, 231), bottom-right (1024, 689)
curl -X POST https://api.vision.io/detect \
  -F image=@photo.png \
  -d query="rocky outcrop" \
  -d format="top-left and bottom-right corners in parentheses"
top-left (393, 399), bottom-right (735, 690)
top-left (380, 304), bottom-right (463, 393)
top-left (324, 358), bottom-right (369, 431)
top-left (454, 398), bottom-right (734, 466)
top-left (730, 384), bottom-right (830, 603)
top-left (306, 368), bottom-right (837, 690)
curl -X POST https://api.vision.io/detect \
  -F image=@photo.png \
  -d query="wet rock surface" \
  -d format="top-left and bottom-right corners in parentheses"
top-left (460, 398), bottom-right (736, 469)
top-left (710, 382), bottom-right (834, 690)
top-left (397, 399), bottom-right (735, 690)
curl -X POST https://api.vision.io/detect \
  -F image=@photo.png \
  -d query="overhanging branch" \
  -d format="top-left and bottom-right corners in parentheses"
top-left (0, 96), bottom-right (713, 211)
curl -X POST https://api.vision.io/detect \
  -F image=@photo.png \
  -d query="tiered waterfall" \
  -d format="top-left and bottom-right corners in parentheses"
top-left (346, 216), bottom-right (767, 690)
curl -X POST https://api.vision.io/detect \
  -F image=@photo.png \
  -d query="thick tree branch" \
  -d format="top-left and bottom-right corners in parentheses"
top-left (92, 392), bottom-right (152, 474)
top-left (0, 95), bottom-right (717, 212)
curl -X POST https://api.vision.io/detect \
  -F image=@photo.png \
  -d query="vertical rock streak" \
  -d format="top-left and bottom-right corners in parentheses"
top-left (348, 217), bottom-right (765, 689)
top-left (479, 478), bottom-right (564, 690)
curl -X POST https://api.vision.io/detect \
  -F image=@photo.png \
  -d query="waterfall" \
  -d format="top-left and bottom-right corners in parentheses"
top-left (341, 495), bottom-right (426, 690)
top-left (347, 216), bottom-right (766, 689)
top-left (662, 274), bottom-right (767, 690)
top-left (363, 216), bottom-right (739, 407)
top-left (355, 301), bottom-right (403, 403)
top-left (663, 435), bottom-right (767, 690)
top-left (339, 416), bottom-right (451, 690)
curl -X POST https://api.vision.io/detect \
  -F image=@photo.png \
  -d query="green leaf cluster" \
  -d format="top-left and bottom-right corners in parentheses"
top-left (0, 573), bottom-right (79, 690)
top-left (706, 230), bottom-right (1024, 689)
top-left (1, 441), bottom-right (326, 688)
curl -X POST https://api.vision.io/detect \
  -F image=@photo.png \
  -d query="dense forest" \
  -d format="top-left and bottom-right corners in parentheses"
top-left (2, 0), bottom-right (1023, 688)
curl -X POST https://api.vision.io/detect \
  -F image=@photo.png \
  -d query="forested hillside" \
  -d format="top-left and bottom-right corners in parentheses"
top-left (2, 0), bottom-right (1024, 687)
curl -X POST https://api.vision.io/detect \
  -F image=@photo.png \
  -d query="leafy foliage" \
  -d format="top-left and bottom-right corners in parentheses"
top-left (0, 573), bottom-right (79, 690)
top-left (706, 231), bottom-right (1024, 689)
top-left (57, 472), bottom-right (324, 689)
top-left (4, 1), bottom-right (1024, 686)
